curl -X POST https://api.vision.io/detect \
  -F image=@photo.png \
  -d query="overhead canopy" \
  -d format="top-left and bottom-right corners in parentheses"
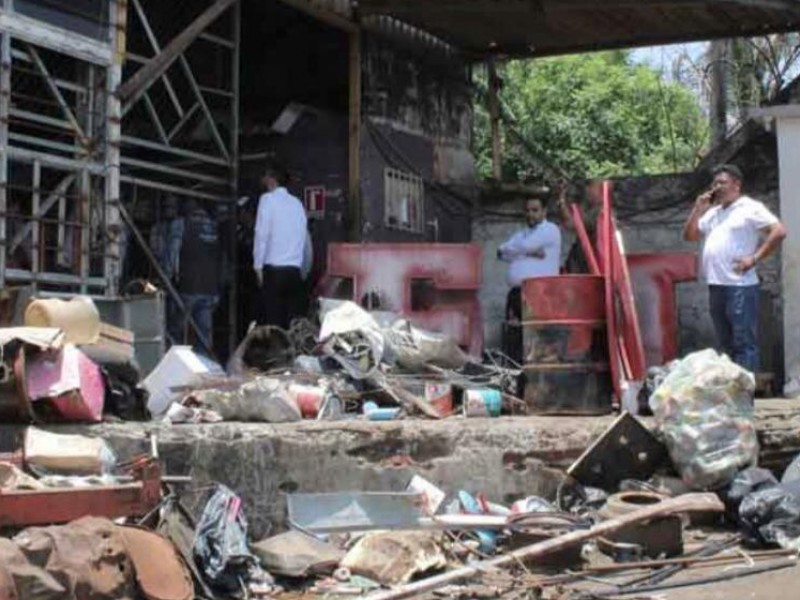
top-left (356, 0), bottom-right (800, 57)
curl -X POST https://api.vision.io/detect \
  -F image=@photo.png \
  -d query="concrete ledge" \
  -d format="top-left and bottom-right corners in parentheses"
top-left (2, 399), bottom-right (799, 538)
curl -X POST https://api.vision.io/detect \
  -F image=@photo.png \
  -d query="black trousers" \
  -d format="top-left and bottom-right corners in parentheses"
top-left (256, 265), bottom-right (304, 330)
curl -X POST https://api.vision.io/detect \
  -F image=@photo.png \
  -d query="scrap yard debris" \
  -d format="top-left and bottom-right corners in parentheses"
top-left (1, 292), bottom-right (800, 599)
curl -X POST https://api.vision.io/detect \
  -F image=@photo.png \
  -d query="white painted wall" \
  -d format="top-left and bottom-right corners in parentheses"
top-left (775, 117), bottom-right (800, 385)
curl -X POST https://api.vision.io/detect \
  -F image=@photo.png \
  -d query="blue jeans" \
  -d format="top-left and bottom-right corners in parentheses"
top-left (708, 285), bottom-right (759, 373)
top-left (174, 293), bottom-right (218, 354)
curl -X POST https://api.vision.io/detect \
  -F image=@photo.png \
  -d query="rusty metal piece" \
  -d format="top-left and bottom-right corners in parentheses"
top-left (13, 517), bottom-right (138, 599)
top-left (506, 512), bottom-right (586, 567)
top-left (568, 412), bottom-right (668, 491)
top-left (0, 455), bottom-right (162, 528)
top-left (120, 526), bottom-right (194, 600)
top-left (598, 492), bottom-right (683, 558)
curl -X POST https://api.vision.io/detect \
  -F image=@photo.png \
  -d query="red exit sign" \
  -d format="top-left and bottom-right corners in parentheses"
top-left (303, 186), bottom-right (326, 217)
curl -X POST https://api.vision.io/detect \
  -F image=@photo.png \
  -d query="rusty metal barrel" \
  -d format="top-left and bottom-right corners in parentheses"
top-left (520, 275), bottom-right (613, 415)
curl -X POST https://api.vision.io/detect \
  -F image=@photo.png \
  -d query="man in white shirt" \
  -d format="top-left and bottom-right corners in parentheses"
top-left (683, 164), bottom-right (786, 372)
top-left (497, 197), bottom-right (562, 362)
top-left (253, 164), bottom-right (310, 329)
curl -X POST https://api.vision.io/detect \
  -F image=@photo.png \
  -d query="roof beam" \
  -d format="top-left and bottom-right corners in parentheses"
top-left (278, 0), bottom-right (358, 32)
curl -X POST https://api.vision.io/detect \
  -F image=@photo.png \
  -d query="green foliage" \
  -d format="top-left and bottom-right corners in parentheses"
top-left (475, 51), bottom-right (708, 182)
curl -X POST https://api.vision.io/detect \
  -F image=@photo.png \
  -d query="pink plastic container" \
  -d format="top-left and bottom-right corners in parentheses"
top-left (25, 345), bottom-right (105, 422)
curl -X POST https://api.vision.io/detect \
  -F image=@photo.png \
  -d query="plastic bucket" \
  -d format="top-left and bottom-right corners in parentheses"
top-left (463, 389), bottom-right (501, 417)
top-left (25, 297), bottom-right (100, 345)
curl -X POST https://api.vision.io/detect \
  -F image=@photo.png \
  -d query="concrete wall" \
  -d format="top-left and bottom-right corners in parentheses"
top-left (473, 133), bottom-right (785, 375)
top-left (775, 116), bottom-right (800, 386)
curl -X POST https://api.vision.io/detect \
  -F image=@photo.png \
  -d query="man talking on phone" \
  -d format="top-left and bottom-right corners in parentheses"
top-left (683, 164), bottom-right (786, 373)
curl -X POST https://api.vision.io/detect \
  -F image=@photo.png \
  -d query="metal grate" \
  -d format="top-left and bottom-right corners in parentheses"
top-left (384, 166), bottom-right (424, 233)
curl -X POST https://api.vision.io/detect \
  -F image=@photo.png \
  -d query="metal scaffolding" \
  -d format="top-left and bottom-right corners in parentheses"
top-left (0, 0), bottom-right (241, 345)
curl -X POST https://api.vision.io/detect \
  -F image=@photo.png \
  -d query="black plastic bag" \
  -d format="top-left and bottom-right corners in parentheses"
top-left (739, 479), bottom-right (800, 549)
top-left (724, 467), bottom-right (778, 517)
top-left (193, 484), bottom-right (260, 591)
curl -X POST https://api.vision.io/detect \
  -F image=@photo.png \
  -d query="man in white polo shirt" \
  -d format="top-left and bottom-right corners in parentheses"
top-left (497, 197), bottom-right (562, 363)
top-left (683, 164), bottom-right (786, 372)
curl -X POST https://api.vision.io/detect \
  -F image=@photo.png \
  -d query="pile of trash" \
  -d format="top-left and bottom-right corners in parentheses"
top-left (0, 348), bottom-right (799, 598)
top-left (151, 299), bottom-right (521, 425)
top-left (0, 295), bottom-right (146, 425)
top-left (0, 293), bottom-right (523, 428)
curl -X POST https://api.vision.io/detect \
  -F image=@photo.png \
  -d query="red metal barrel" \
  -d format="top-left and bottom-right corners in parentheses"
top-left (520, 275), bottom-right (613, 415)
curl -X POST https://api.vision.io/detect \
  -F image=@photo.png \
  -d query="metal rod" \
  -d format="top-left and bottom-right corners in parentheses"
top-left (79, 170), bottom-right (91, 293)
top-left (228, 0), bottom-right (241, 353)
top-left (7, 145), bottom-right (104, 174)
top-left (130, 0), bottom-right (185, 119)
top-left (177, 51), bottom-right (230, 162)
top-left (583, 559), bottom-right (797, 598)
top-left (143, 91), bottom-right (170, 145)
top-left (121, 133), bottom-right (228, 166)
top-left (120, 0), bottom-right (230, 162)
top-left (199, 31), bottom-right (234, 49)
top-left (167, 101), bottom-right (199, 142)
top-left (9, 132), bottom-right (93, 159)
top-left (118, 0), bottom-right (236, 110)
top-left (10, 49), bottom-right (87, 93)
top-left (120, 174), bottom-right (228, 202)
top-left (56, 183), bottom-right (67, 266)
top-left (6, 267), bottom-right (106, 286)
top-left (9, 107), bottom-right (75, 133)
top-left (366, 494), bottom-right (726, 600)
top-left (199, 85), bottom-right (234, 99)
top-left (0, 29), bottom-right (10, 288)
top-left (10, 173), bottom-right (76, 254)
top-left (31, 160), bottom-right (40, 288)
top-left (24, 43), bottom-right (89, 146)
top-left (348, 27), bottom-right (362, 241)
top-left (583, 548), bottom-right (797, 574)
top-left (120, 155), bottom-right (229, 186)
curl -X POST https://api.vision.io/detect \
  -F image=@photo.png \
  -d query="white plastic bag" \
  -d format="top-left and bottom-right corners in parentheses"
top-left (649, 349), bottom-right (757, 490)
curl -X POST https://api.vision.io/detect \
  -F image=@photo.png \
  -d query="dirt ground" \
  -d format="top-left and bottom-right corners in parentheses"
top-left (656, 559), bottom-right (800, 599)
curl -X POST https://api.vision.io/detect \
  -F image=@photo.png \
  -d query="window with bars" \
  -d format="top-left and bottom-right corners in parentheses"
top-left (384, 167), bottom-right (424, 233)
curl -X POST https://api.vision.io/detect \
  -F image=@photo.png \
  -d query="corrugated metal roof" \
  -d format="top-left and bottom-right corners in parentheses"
top-left (354, 0), bottom-right (800, 58)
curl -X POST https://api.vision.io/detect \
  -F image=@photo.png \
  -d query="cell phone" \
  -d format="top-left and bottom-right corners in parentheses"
top-left (709, 188), bottom-right (719, 204)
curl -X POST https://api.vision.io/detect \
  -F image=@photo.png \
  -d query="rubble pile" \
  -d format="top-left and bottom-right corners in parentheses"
top-left (152, 298), bottom-right (522, 425)
top-left (1, 296), bottom-right (799, 599)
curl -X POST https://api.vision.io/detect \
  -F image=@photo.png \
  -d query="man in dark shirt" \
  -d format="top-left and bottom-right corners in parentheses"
top-left (172, 198), bottom-right (220, 354)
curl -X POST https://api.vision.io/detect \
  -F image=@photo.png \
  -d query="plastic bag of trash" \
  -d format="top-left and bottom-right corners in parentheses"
top-left (318, 300), bottom-right (385, 379)
top-left (383, 319), bottom-right (468, 370)
top-left (739, 480), bottom-right (800, 550)
top-left (649, 349), bottom-right (757, 490)
top-left (192, 377), bottom-right (301, 423)
top-left (193, 484), bottom-right (272, 592)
